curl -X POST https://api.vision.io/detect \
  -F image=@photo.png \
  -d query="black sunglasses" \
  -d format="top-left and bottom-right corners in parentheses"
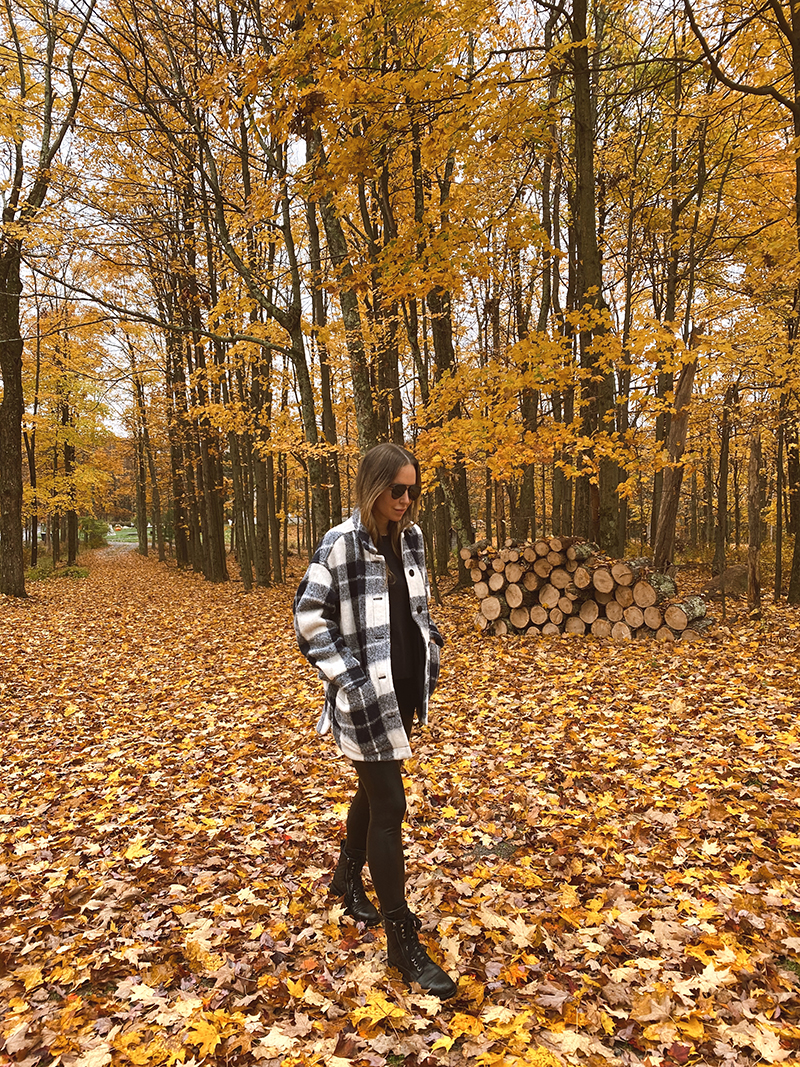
top-left (389, 482), bottom-right (421, 500)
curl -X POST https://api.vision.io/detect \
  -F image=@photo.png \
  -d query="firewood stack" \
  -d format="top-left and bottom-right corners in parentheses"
top-left (463, 537), bottom-right (712, 642)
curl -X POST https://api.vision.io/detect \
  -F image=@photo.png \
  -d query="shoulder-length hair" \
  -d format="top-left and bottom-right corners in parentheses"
top-left (355, 442), bottom-right (421, 556)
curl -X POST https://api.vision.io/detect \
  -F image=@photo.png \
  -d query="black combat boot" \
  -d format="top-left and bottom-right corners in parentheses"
top-left (329, 842), bottom-right (382, 926)
top-left (384, 908), bottom-right (458, 999)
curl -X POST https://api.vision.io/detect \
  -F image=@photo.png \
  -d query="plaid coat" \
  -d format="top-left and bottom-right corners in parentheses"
top-left (293, 509), bottom-right (443, 762)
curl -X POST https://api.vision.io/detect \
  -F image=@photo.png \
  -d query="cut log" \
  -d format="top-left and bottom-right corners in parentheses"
top-left (481, 596), bottom-right (508, 621)
top-left (643, 605), bottom-right (663, 629)
top-left (470, 566), bottom-right (485, 583)
top-left (605, 600), bottom-right (624, 623)
top-left (539, 584), bottom-right (560, 610)
top-left (614, 585), bottom-right (635, 608)
top-left (611, 621), bottom-right (633, 640)
top-left (475, 612), bottom-right (491, 631)
top-left (533, 558), bottom-right (553, 578)
top-left (523, 571), bottom-right (542, 592)
top-left (547, 550), bottom-right (566, 566)
top-left (623, 605), bottom-right (644, 629)
top-left (656, 625), bottom-right (676, 642)
top-left (541, 622), bottom-right (561, 635)
top-left (549, 567), bottom-right (572, 589)
top-left (525, 624), bottom-right (541, 637)
top-left (491, 557), bottom-right (506, 572)
top-left (460, 539), bottom-right (489, 560)
top-left (611, 561), bottom-right (635, 586)
top-left (572, 566), bottom-right (592, 590)
top-left (530, 604), bottom-right (549, 626)
top-left (488, 571), bottom-right (506, 592)
top-left (579, 599), bottom-right (600, 624)
top-left (633, 580), bottom-right (658, 608)
top-left (564, 616), bottom-right (586, 635)
top-left (522, 545), bottom-right (538, 563)
top-left (568, 541), bottom-right (601, 562)
top-left (702, 564), bottom-right (747, 600)
top-left (591, 618), bottom-right (613, 638)
top-left (650, 572), bottom-right (678, 600)
top-left (592, 566), bottom-right (615, 593)
top-left (473, 581), bottom-right (490, 600)
top-left (500, 547), bottom-right (520, 563)
top-left (506, 583), bottom-right (530, 609)
top-left (492, 619), bottom-right (509, 636)
top-left (533, 539), bottom-right (550, 557)
top-left (595, 589), bottom-right (614, 605)
top-left (557, 595), bottom-right (575, 615)
top-left (505, 562), bottom-right (525, 584)
top-left (510, 606), bottom-right (531, 629)
top-left (549, 607), bottom-right (564, 626)
top-left (663, 595), bottom-right (706, 631)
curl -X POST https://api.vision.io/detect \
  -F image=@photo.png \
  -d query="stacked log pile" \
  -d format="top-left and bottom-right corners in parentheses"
top-left (464, 537), bottom-right (713, 642)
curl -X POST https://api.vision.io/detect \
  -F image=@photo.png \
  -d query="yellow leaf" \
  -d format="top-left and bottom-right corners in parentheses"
top-left (449, 1011), bottom-right (483, 1038)
top-left (432, 1035), bottom-right (456, 1052)
top-left (351, 991), bottom-right (409, 1028)
top-left (15, 966), bottom-right (43, 991)
top-left (124, 837), bottom-right (151, 861)
top-left (678, 1016), bottom-right (705, 1040)
top-left (186, 1017), bottom-right (222, 1057)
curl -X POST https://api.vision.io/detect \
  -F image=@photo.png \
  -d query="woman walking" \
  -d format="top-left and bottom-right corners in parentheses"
top-left (293, 442), bottom-right (457, 999)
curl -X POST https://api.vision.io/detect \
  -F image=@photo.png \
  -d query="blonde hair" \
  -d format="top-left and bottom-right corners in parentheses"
top-left (355, 443), bottom-right (421, 556)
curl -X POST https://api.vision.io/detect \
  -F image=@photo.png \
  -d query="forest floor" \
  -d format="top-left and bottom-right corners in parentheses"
top-left (1, 547), bottom-right (800, 1067)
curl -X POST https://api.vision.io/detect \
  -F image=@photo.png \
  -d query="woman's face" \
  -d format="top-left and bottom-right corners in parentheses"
top-left (373, 463), bottom-right (417, 535)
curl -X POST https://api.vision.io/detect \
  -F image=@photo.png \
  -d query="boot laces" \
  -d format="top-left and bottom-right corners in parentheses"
top-left (402, 915), bottom-right (431, 970)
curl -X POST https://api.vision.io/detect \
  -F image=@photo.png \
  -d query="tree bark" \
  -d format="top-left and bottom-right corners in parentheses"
top-left (748, 430), bottom-right (762, 618)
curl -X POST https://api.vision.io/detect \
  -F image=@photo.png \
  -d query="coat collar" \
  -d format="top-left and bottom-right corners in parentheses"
top-left (351, 507), bottom-right (379, 555)
top-left (351, 507), bottom-right (409, 557)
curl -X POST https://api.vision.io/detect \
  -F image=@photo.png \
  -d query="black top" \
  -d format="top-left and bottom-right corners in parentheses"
top-left (380, 534), bottom-right (424, 683)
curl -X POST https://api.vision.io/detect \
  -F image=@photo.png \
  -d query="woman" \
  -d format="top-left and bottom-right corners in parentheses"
top-left (293, 443), bottom-right (457, 999)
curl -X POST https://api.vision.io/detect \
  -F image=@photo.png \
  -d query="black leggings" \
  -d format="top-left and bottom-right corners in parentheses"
top-left (345, 681), bottom-right (418, 918)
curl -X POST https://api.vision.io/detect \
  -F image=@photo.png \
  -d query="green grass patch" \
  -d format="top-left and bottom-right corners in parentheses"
top-left (108, 528), bottom-right (140, 543)
top-left (26, 558), bottom-right (88, 581)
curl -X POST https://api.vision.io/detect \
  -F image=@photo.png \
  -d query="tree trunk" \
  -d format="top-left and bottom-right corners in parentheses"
top-left (712, 385), bottom-right (737, 575)
top-left (135, 425), bottom-right (148, 557)
top-left (653, 340), bottom-right (700, 571)
top-left (572, 0), bottom-right (616, 550)
top-left (0, 250), bottom-right (26, 596)
top-left (748, 430), bottom-right (762, 619)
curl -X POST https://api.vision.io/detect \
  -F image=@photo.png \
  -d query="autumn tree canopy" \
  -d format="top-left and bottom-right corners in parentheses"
top-left (2, 0), bottom-right (800, 596)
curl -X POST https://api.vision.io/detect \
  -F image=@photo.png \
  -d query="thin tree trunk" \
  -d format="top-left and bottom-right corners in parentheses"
top-left (712, 385), bottom-right (737, 575)
top-left (748, 430), bottom-right (762, 619)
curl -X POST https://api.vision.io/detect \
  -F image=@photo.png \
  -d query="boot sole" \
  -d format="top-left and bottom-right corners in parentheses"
top-left (388, 963), bottom-right (458, 1000)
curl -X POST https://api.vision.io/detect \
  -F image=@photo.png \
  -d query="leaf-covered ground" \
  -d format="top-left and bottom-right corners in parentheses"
top-left (2, 549), bottom-right (800, 1067)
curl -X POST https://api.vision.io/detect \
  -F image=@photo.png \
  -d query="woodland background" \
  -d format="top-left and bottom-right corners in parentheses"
top-left (3, 0), bottom-right (800, 595)
top-left (3, 2), bottom-right (800, 1063)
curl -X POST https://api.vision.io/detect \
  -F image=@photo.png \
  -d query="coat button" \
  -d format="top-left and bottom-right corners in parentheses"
top-left (416, 606), bottom-right (422, 613)
top-left (409, 569), bottom-right (415, 577)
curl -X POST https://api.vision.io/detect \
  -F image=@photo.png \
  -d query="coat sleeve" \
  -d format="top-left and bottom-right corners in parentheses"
top-left (293, 549), bottom-right (369, 693)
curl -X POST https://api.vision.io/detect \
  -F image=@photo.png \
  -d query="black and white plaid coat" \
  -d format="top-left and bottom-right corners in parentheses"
top-left (293, 508), bottom-right (443, 762)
